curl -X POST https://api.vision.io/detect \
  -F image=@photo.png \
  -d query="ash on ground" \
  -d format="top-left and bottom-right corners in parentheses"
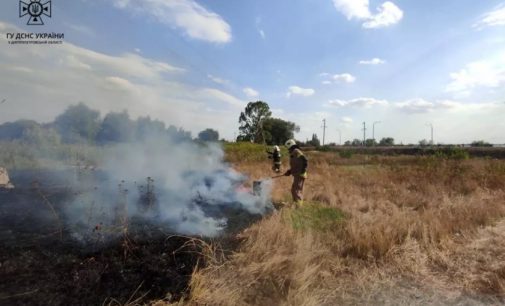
top-left (0, 169), bottom-right (272, 305)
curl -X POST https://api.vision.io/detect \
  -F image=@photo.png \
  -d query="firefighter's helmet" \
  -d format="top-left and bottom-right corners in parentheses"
top-left (285, 139), bottom-right (296, 149)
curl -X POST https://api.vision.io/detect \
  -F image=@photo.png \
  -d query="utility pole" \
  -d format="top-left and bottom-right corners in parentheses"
top-left (322, 119), bottom-right (327, 146)
top-left (426, 123), bottom-right (434, 145)
top-left (362, 122), bottom-right (366, 146)
top-left (373, 121), bottom-right (381, 146)
top-left (336, 129), bottom-right (341, 145)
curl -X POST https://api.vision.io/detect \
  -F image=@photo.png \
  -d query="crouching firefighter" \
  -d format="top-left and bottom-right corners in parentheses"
top-left (284, 139), bottom-right (308, 205)
top-left (267, 145), bottom-right (282, 173)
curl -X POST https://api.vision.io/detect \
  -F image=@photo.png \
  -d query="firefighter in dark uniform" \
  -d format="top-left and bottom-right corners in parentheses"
top-left (267, 145), bottom-right (282, 173)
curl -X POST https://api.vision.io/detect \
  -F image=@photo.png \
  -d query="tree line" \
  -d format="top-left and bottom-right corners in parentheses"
top-left (0, 100), bottom-right (307, 147)
top-left (1, 101), bottom-right (491, 148)
top-left (0, 103), bottom-right (209, 145)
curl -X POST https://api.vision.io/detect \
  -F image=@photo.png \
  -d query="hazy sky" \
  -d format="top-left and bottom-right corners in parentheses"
top-left (1, 0), bottom-right (504, 144)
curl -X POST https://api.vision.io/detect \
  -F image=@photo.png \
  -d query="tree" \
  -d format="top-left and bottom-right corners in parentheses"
top-left (96, 111), bottom-right (134, 144)
top-left (379, 137), bottom-right (395, 146)
top-left (22, 125), bottom-right (61, 146)
top-left (344, 140), bottom-right (352, 146)
top-left (236, 134), bottom-right (250, 142)
top-left (365, 138), bottom-right (377, 147)
top-left (54, 103), bottom-right (101, 143)
top-left (167, 125), bottom-right (192, 142)
top-left (262, 118), bottom-right (300, 145)
top-left (238, 101), bottom-right (272, 143)
top-left (351, 139), bottom-right (362, 146)
top-left (0, 120), bottom-right (39, 141)
top-left (307, 134), bottom-right (320, 147)
top-left (419, 139), bottom-right (429, 147)
top-left (136, 116), bottom-right (166, 140)
top-left (198, 128), bottom-right (219, 142)
top-left (471, 140), bottom-right (492, 147)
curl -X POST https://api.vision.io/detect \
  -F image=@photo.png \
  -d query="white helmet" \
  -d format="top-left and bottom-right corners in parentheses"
top-left (274, 145), bottom-right (280, 151)
top-left (285, 139), bottom-right (296, 149)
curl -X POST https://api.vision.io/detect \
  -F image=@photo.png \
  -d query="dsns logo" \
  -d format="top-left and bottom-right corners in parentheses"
top-left (19, 0), bottom-right (52, 25)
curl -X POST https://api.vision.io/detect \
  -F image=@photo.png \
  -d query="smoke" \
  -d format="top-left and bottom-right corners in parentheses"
top-left (65, 136), bottom-right (273, 242)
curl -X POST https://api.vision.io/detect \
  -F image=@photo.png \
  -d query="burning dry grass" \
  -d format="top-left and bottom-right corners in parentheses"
top-left (166, 149), bottom-right (505, 305)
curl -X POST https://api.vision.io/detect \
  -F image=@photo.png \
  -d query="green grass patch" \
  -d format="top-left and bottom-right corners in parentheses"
top-left (287, 202), bottom-right (346, 232)
top-left (338, 150), bottom-right (353, 159)
top-left (434, 147), bottom-right (470, 160)
top-left (224, 142), bottom-right (288, 163)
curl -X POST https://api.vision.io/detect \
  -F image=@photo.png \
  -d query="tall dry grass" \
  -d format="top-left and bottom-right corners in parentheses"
top-left (164, 149), bottom-right (505, 305)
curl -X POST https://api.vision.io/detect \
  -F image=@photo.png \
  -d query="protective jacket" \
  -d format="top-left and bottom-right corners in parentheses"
top-left (267, 150), bottom-right (281, 164)
top-left (289, 148), bottom-right (307, 177)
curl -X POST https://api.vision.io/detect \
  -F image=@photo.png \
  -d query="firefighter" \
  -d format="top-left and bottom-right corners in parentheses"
top-left (266, 145), bottom-right (282, 173)
top-left (284, 139), bottom-right (308, 205)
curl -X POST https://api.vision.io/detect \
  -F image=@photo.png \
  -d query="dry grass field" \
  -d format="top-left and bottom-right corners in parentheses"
top-left (159, 145), bottom-right (505, 305)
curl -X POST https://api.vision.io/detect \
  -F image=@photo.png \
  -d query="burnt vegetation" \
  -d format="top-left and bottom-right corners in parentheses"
top-left (0, 167), bottom-right (265, 305)
top-left (0, 171), bottom-right (204, 305)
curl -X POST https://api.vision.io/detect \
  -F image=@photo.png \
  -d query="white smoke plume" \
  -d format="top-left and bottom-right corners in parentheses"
top-left (65, 137), bottom-right (273, 242)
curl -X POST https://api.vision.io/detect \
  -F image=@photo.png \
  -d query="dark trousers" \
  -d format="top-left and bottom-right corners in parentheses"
top-left (291, 176), bottom-right (305, 203)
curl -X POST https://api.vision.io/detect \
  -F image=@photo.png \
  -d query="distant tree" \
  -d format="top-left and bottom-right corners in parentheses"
top-left (238, 101), bottom-right (272, 143)
top-left (365, 138), bottom-right (377, 147)
top-left (136, 116), bottom-right (166, 140)
top-left (262, 117), bottom-right (300, 145)
top-left (167, 125), bottom-right (192, 142)
top-left (419, 139), bottom-right (429, 147)
top-left (178, 128), bottom-right (192, 141)
top-left (351, 139), bottom-right (362, 146)
top-left (471, 140), bottom-right (492, 147)
top-left (96, 111), bottom-right (134, 144)
top-left (307, 134), bottom-right (321, 147)
top-left (379, 137), bottom-right (395, 146)
top-left (22, 125), bottom-right (61, 146)
top-left (54, 103), bottom-right (101, 143)
top-left (344, 140), bottom-right (352, 146)
top-left (236, 135), bottom-right (250, 142)
top-left (0, 120), bottom-right (39, 141)
top-left (198, 128), bottom-right (219, 142)
top-left (167, 125), bottom-right (177, 137)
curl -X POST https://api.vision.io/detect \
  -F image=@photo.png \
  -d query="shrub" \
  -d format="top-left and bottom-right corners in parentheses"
top-left (471, 140), bottom-right (492, 147)
top-left (339, 150), bottom-right (353, 159)
top-left (432, 147), bottom-right (470, 160)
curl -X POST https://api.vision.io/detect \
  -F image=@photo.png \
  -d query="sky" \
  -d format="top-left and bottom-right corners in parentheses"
top-left (0, 0), bottom-right (504, 144)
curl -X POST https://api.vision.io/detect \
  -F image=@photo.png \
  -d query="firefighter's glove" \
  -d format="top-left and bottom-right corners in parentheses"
top-left (300, 172), bottom-right (308, 179)
top-left (284, 170), bottom-right (292, 176)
